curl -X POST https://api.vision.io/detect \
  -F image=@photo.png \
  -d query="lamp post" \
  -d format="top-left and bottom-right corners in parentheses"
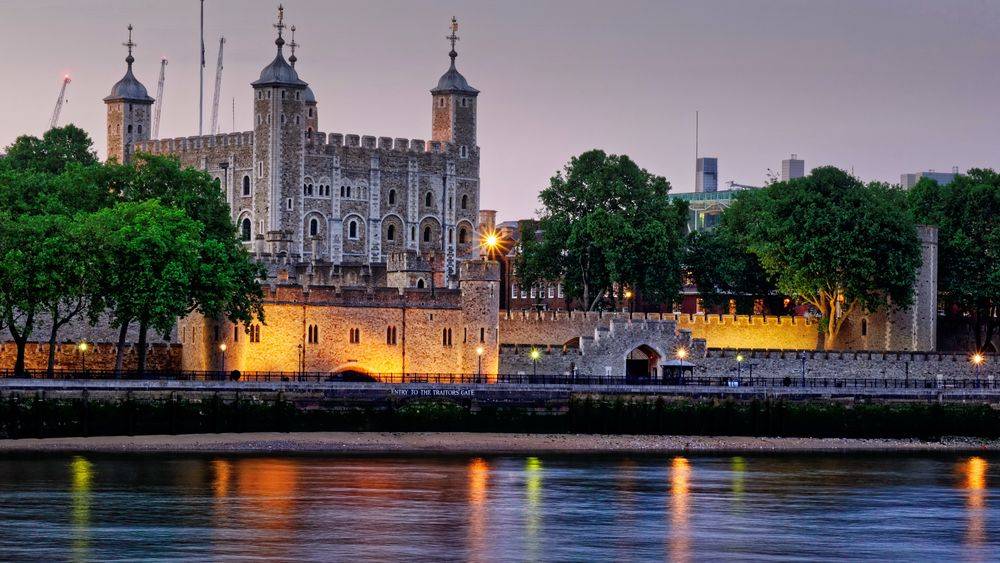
top-left (736, 353), bottom-right (744, 382)
top-left (676, 348), bottom-right (688, 384)
top-left (297, 343), bottom-right (304, 381)
top-left (530, 348), bottom-right (540, 381)
top-left (800, 352), bottom-right (807, 387)
top-left (476, 345), bottom-right (485, 381)
top-left (219, 342), bottom-right (227, 377)
top-left (78, 341), bottom-right (89, 375)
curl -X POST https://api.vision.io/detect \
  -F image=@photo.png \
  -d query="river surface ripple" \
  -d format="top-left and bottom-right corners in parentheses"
top-left (0, 453), bottom-right (995, 561)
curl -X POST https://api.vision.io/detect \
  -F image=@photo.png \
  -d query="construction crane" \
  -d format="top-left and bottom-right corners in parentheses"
top-left (210, 37), bottom-right (225, 135)
top-left (48, 75), bottom-right (71, 130)
top-left (152, 58), bottom-right (168, 138)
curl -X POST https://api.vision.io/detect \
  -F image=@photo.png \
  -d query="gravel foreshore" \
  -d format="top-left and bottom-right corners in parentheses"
top-left (0, 432), bottom-right (997, 455)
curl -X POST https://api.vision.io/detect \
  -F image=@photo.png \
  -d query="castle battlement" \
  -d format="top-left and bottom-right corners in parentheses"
top-left (265, 283), bottom-right (463, 308)
top-left (500, 310), bottom-right (817, 326)
top-left (308, 131), bottom-right (463, 155)
top-left (134, 131), bottom-right (255, 155)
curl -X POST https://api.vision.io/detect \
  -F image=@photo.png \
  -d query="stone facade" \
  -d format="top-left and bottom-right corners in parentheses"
top-left (179, 260), bottom-right (500, 378)
top-left (128, 10), bottom-right (481, 288)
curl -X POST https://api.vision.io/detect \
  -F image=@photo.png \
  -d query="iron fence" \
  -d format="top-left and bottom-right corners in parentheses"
top-left (0, 368), bottom-right (997, 390)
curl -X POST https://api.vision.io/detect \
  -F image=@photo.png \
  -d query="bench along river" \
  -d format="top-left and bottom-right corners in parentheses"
top-left (0, 453), bottom-right (994, 560)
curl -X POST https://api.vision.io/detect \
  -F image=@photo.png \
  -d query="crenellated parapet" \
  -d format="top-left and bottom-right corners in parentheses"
top-left (134, 131), bottom-right (255, 155)
top-left (305, 131), bottom-right (466, 156)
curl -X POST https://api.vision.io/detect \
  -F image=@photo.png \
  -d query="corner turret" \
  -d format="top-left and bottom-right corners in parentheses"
top-left (104, 25), bottom-right (154, 163)
top-left (431, 17), bottom-right (478, 152)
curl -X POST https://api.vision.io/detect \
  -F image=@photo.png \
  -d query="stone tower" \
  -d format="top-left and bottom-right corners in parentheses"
top-left (431, 17), bottom-right (479, 150)
top-left (251, 6), bottom-right (308, 252)
top-left (460, 259), bottom-right (500, 378)
top-left (104, 25), bottom-right (154, 164)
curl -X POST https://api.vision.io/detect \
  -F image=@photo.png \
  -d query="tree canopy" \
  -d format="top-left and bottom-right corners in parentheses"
top-left (516, 150), bottom-right (688, 311)
top-left (729, 166), bottom-right (921, 348)
top-left (909, 170), bottom-right (1000, 350)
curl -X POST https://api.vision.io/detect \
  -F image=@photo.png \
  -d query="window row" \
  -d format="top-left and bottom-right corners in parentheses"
top-left (512, 283), bottom-right (564, 300)
top-left (304, 183), bottom-right (332, 197)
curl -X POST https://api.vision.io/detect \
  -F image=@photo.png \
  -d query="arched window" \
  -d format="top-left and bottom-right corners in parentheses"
top-left (348, 220), bottom-right (358, 239)
top-left (388, 189), bottom-right (396, 205)
top-left (387, 224), bottom-right (395, 241)
top-left (424, 192), bottom-right (432, 207)
top-left (340, 185), bottom-right (345, 197)
top-left (127, 124), bottom-right (133, 134)
top-left (458, 227), bottom-right (468, 244)
top-left (423, 226), bottom-right (431, 243)
top-left (242, 175), bottom-right (251, 196)
top-left (307, 127), bottom-right (313, 139)
top-left (309, 218), bottom-right (319, 237)
top-left (448, 229), bottom-right (453, 244)
top-left (861, 318), bottom-right (868, 337)
top-left (461, 194), bottom-right (468, 209)
top-left (240, 218), bottom-right (251, 241)
top-left (416, 278), bottom-right (425, 289)
top-left (138, 124), bottom-right (143, 135)
top-left (347, 186), bottom-right (352, 198)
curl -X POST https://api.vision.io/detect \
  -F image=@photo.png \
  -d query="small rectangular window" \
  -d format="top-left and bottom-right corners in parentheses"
top-left (548, 285), bottom-right (555, 299)
top-left (511, 283), bottom-right (518, 299)
top-left (286, 198), bottom-right (293, 210)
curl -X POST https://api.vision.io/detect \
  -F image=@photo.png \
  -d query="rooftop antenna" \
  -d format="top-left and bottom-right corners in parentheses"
top-left (198, 0), bottom-right (205, 136)
top-left (695, 110), bottom-right (699, 161)
top-left (232, 97), bottom-right (235, 134)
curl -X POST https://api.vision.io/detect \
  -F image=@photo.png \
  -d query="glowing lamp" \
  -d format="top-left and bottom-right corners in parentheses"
top-left (219, 343), bottom-right (227, 352)
top-left (77, 341), bottom-right (88, 353)
top-left (476, 346), bottom-right (485, 356)
top-left (676, 348), bottom-right (688, 360)
top-left (530, 348), bottom-right (541, 361)
top-left (971, 353), bottom-right (984, 366)
top-left (736, 354), bottom-right (744, 363)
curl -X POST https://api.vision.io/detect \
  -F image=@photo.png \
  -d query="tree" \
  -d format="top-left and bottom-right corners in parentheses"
top-left (684, 227), bottom-right (775, 314)
top-left (104, 154), bottom-right (265, 373)
top-left (516, 150), bottom-right (688, 311)
top-left (82, 201), bottom-right (204, 375)
top-left (909, 170), bottom-right (1000, 351)
top-left (1, 125), bottom-right (98, 175)
top-left (731, 166), bottom-right (921, 349)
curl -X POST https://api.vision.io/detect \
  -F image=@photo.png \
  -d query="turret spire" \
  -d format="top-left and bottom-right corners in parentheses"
top-left (273, 4), bottom-right (286, 49)
top-left (123, 24), bottom-right (136, 66)
top-left (288, 25), bottom-right (298, 67)
top-left (446, 16), bottom-right (459, 67)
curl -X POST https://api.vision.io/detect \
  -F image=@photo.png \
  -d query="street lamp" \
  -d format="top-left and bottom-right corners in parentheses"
top-left (219, 342), bottom-right (227, 376)
top-left (530, 348), bottom-right (540, 379)
top-left (972, 352), bottom-right (985, 384)
top-left (676, 347), bottom-right (688, 360)
top-left (736, 353), bottom-right (744, 380)
top-left (479, 229), bottom-right (501, 260)
top-left (476, 345), bottom-right (485, 380)
top-left (78, 341), bottom-right (89, 374)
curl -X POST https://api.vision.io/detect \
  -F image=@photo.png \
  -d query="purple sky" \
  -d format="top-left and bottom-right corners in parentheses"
top-left (1, 0), bottom-right (999, 220)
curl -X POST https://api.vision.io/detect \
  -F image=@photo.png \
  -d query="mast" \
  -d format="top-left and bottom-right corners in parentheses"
top-left (48, 76), bottom-right (71, 130)
top-left (153, 58), bottom-right (168, 138)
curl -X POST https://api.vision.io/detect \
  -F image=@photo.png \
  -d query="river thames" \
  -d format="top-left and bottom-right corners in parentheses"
top-left (0, 454), bottom-right (994, 560)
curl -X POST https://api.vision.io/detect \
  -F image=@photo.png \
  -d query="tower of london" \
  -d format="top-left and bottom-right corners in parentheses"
top-left (118, 7), bottom-right (482, 290)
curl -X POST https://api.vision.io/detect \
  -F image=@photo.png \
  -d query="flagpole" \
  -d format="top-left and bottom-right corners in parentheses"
top-left (199, 0), bottom-right (205, 135)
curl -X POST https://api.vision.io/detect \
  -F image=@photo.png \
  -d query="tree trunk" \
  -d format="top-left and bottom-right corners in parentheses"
top-left (114, 321), bottom-right (129, 378)
top-left (137, 318), bottom-right (149, 376)
top-left (46, 321), bottom-right (59, 378)
top-left (8, 310), bottom-right (33, 378)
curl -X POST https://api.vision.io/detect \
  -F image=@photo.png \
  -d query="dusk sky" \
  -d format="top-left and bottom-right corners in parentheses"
top-left (1, 0), bottom-right (998, 219)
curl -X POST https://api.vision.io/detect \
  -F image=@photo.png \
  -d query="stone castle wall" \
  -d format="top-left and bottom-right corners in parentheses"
top-left (500, 311), bottom-right (819, 350)
top-left (0, 341), bottom-right (180, 373)
top-left (697, 348), bottom-right (990, 381)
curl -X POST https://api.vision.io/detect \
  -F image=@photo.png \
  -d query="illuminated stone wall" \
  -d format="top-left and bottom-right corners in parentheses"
top-left (500, 311), bottom-right (820, 350)
top-left (0, 342), bottom-right (180, 373)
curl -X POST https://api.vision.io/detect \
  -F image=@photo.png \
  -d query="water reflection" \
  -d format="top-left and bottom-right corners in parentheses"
top-left (670, 457), bottom-right (691, 563)
top-left (69, 456), bottom-right (93, 562)
top-left (960, 456), bottom-right (988, 552)
top-left (524, 457), bottom-right (542, 559)
top-left (731, 456), bottom-right (746, 502)
top-left (467, 458), bottom-right (489, 557)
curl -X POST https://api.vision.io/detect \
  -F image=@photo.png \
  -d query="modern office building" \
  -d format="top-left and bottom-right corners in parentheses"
top-left (781, 154), bottom-right (805, 181)
top-left (695, 157), bottom-right (718, 192)
top-left (901, 168), bottom-right (958, 189)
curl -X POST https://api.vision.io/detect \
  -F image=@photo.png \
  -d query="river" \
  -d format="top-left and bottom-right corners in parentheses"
top-left (0, 454), bottom-right (994, 560)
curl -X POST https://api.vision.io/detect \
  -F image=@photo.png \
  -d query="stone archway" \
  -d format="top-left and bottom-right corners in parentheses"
top-left (625, 344), bottom-right (661, 380)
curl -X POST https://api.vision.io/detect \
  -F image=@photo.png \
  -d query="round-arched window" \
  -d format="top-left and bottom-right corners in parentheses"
top-left (458, 227), bottom-right (468, 244)
top-left (387, 224), bottom-right (396, 241)
top-left (240, 218), bottom-right (251, 241)
top-left (461, 194), bottom-right (468, 209)
top-left (309, 218), bottom-right (319, 237)
top-left (416, 279), bottom-right (426, 289)
top-left (423, 226), bottom-right (431, 242)
top-left (349, 220), bottom-right (358, 239)
top-left (424, 192), bottom-right (432, 207)
top-left (388, 189), bottom-right (396, 205)
top-left (242, 176), bottom-right (251, 196)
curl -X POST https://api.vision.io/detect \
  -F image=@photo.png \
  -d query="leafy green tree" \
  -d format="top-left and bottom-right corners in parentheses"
top-left (82, 201), bottom-right (204, 375)
top-left (516, 150), bottom-right (688, 311)
top-left (909, 170), bottom-right (1000, 350)
top-left (1, 125), bottom-right (98, 175)
top-left (685, 227), bottom-right (774, 314)
top-left (731, 166), bottom-right (921, 349)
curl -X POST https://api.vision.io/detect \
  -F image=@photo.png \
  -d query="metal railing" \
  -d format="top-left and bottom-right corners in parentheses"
top-left (0, 368), bottom-right (997, 390)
